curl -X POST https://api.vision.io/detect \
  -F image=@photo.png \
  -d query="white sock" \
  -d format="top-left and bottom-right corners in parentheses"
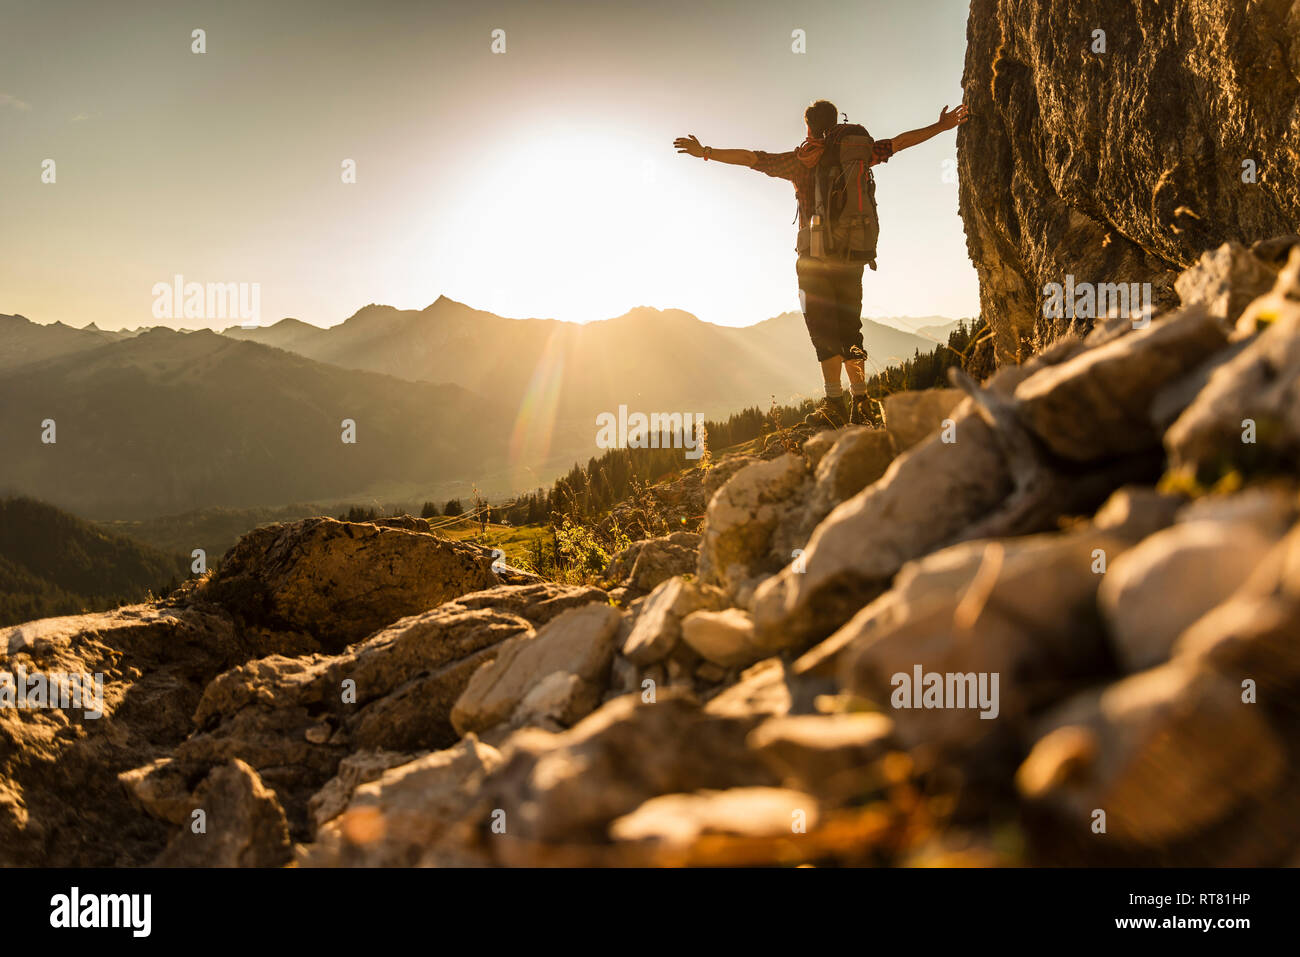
top-left (849, 382), bottom-right (867, 397)
top-left (824, 381), bottom-right (844, 399)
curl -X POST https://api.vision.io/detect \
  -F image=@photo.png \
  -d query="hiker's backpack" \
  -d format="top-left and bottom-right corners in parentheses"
top-left (797, 122), bottom-right (881, 269)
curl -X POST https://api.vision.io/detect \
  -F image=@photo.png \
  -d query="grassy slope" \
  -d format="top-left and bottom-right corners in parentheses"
top-left (0, 497), bottom-right (188, 627)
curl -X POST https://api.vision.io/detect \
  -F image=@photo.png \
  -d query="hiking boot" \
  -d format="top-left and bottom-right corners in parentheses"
top-left (848, 394), bottom-right (877, 426)
top-left (803, 395), bottom-right (848, 431)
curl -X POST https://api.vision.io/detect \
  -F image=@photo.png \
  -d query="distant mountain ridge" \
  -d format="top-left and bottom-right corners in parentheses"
top-left (220, 297), bottom-right (953, 420)
top-left (0, 303), bottom-right (963, 518)
top-left (0, 313), bottom-right (136, 372)
top-left (0, 327), bottom-right (514, 518)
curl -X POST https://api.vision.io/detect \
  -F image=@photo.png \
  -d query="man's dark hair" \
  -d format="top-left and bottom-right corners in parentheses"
top-left (804, 99), bottom-right (838, 138)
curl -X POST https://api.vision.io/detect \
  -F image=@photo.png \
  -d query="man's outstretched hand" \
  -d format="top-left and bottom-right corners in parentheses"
top-left (938, 103), bottom-right (969, 131)
top-left (674, 134), bottom-right (706, 158)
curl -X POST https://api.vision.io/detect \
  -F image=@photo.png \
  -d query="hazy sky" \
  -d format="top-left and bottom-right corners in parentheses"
top-left (1, 0), bottom-right (978, 331)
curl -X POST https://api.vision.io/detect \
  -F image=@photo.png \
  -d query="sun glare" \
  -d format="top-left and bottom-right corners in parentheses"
top-left (430, 129), bottom-right (681, 323)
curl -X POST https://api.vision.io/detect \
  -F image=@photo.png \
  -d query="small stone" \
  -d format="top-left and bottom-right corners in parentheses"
top-left (680, 608), bottom-right (761, 668)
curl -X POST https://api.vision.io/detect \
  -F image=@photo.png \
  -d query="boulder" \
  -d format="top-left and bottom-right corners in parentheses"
top-left (609, 787), bottom-right (818, 846)
top-left (679, 608), bottom-right (761, 669)
top-left (882, 389), bottom-right (965, 453)
top-left (123, 583), bottom-right (599, 839)
top-left (702, 658), bottom-right (794, 719)
top-left (203, 517), bottom-right (502, 651)
top-left (1166, 257), bottom-right (1300, 481)
top-left (806, 427), bottom-right (895, 510)
top-left (800, 428), bottom-right (842, 471)
top-left (451, 602), bottom-right (623, 736)
top-left (1014, 306), bottom-right (1228, 462)
top-left (1174, 522), bottom-right (1300, 690)
top-left (471, 692), bottom-right (779, 859)
top-left (1017, 662), bottom-right (1286, 852)
top-left (621, 575), bottom-right (726, 666)
top-left (748, 712), bottom-right (893, 803)
top-left (1090, 486), bottom-right (1185, 540)
top-left (697, 453), bottom-right (811, 603)
top-left (751, 410), bottom-right (1012, 653)
top-left (453, 581), bottom-right (609, 624)
top-left (153, 759), bottom-right (291, 867)
top-left (1175, 241), bottom-right (1282, 327)
top-left (1233, 245), bottom-right (1300, 337)
top-left (604, 532), bottom-right (701, 596)
top-left (298, 736), bottom-right (501, 867)
top-left (0, 603), bottom-right (286, 866)
top-left (768, 427), bottom-right (897, 565)
top-left (1099, 498), bottom-right (1288, 671)
top-left (119, 758), bottom-right (197, 826)
top-left (837, 528), bottom-right (1130, 753)
top-left (307, 749), bottom-right (418, 829)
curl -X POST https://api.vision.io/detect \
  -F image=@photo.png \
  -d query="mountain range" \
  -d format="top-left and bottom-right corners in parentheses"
top-left (221, 298), bottom-right (959, 419)
top-left (0, 303), bottom-right (962, 518)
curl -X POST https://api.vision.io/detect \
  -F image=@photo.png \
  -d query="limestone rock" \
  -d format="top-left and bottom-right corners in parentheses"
top-left (1175, 522), bottom-right (1300, 689)
top-left (510, 671), bottom-right (587, 730)
top-left (958, 0), bottom-right (1300, 363)
top-left (128, 585), bottom-right (595, 839)
top-left (748, 712), bottom-right (893, 803)
top-left (0, 603), bottom-right (280, 866)
top-left (453, 581), bottom-right (609, 625)
top-left (621, 575), bottom-right (726, 666)
top-left (1018, 662), bottom-right (1286, 851)
top-left (808, 426), bottom-right (895, 508)
top-left (838, 529), bottom-right (1130, 753)
top-left (703, 658), bottom-right (794, 719)
top-left (1176, 484), bottom-right (1297, 531)
top-left (604, 532), bottom-right (701, 597)
top-left (679, 608), bottom-right (761, 669)
top-left (768, 427), bottom-right (897, 566)
top-left (609, 787), bottom-right (818, 846)
top-left (1014, 306), bottom-right (1228, 462)
top-left (118, 758), bottom-right (198, 826)
top-left (1091, 486), bottom-right (1185, 540)
top-left (751, 411), bottom-right (1012, 653)
top-left (1099, 508), bottom-right (1285, 671)
top-left (697, 453), bottom-right (811, 603)
top-left (298, 736), bottom-right (501, 867)
top-left (154, 759), bottom-right (291, 867)
top-left (1167, 258), bottom-right (1300, 481)
top-left (203, 517), bottom-right (502, 651)
top-left (307, 749), bottom-right (417, 829)
top-left (800, 428), bottom-right (841, 471)
top-left (472, 692), bottom-right (778, 857)
top-left (451, 602), bottom-right (623, 736)
top-left (882, 389), bottom-right (964, 453)
top-left (1176, 241), bottom-right (1282, 327)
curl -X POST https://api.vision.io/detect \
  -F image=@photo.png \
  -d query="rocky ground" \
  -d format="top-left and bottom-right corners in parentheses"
top-left (4, 240), bottom-right (1300, 867)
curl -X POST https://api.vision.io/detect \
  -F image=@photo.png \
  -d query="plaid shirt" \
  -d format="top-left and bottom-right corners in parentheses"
top-left (752, 128), bottom-right (893, 228)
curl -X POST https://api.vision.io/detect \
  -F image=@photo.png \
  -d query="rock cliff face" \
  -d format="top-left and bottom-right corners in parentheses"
top-left (959, 0), bottom-right (1300, 363)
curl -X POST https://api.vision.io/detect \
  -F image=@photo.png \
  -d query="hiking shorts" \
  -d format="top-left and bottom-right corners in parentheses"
top-left (796, 255), bottom-right (866, 363)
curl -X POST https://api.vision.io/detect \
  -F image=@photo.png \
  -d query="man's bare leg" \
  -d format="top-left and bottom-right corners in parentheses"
top-left (844, 357), bottom-right (866, 395)
top-left (820, 355), bottom-right (845, 399)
